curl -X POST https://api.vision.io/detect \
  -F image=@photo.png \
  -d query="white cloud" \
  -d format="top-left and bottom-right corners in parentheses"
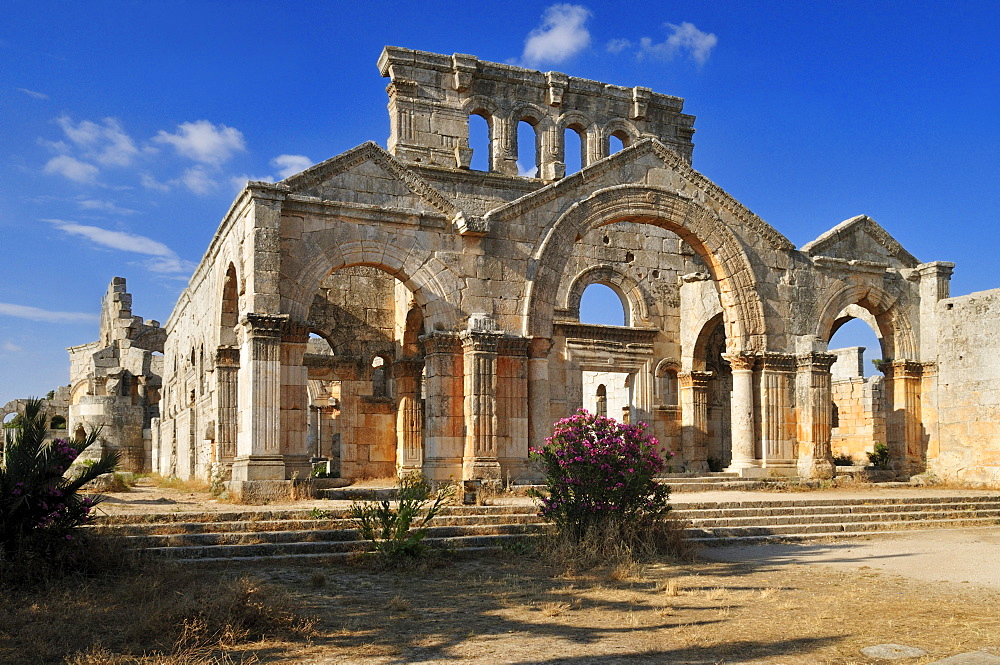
top-left (516, 161), bottom-right (538, 177)
top-left (639, 22), bottom-right (717, 65)
top-left (56, 116), bottom-right (139, 167)
top-left (271, 154), bottom-right (313, 179)
top-left (18, 88), bottom-right (48, 100)
top-left (153, 120), bottom-right (246, 166)
top-left (76, 198), bottom-right (139, 215)
top-left (521, 4), bottom-right (591, 66)
top-left (42, 219), bottom-right (193, 276)
top-left (140, 172), bottom-right (170, 192)
top-left (229, 174), bottom-right (275, 192)
top-left (43, 155), bottom-right (99, 183)
top-left (0, 303), bottom-right (98, 324)
top-left (606, 38), bottom-right (632, 54)
top-left (176, 166), bottom-right (217, 195)
top-left (1, 341), bottom-right (24, 352)
top-left (43, 219), bottom-right (174, 256)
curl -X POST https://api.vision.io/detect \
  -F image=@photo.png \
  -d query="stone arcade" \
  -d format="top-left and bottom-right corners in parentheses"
top-left (62, 47), bottom-right (1000, 493)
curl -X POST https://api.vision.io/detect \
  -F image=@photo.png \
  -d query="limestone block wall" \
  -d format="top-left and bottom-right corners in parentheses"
top-left (830, 376), bottom-right (885, 462)
top-left (933, 289), bottom-right (1000, 482)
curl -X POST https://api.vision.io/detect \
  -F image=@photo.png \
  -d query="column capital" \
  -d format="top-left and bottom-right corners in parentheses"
top-left (874, 358), bottom-right (924, 378)
top-left (679, 370), bottom-right (713, 388)
top-left (420, 331), bottom-right (462, 355)
top-left (240, 313), bottom-right (287, 339)
top-left (528, 337), bottom-right (553, 359)
top-left (796, 352), bottom-right (837, 371)
top-left (723, 353), bottom-right (757, 372)
top-left (461, 329), bottom-right (502, 354)
top-left (216, 346), bottom-right (240, 367)
top-left (497, 335), bottom-right (530, 357)
top-left (280, 318), bottom-right (311, 344)
top-left (760, 352), bottom-right (797, 372)
top-left (392, 358), bottom-right (424, 378)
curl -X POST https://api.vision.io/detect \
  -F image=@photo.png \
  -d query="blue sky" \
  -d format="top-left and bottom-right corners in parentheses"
top-left (2, 1), bottom-right (999, 404)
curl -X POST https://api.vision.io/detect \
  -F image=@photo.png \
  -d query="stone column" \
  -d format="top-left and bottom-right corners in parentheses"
top-left (527, 338), bottom-right (553, 450)
top-left (679, 371), bottom-right (712, 472)
top-left (875, 359), bottom-right (925, 475)
top-left (498, 336), bottom-right (530, 478)
top-left (760, 353), bottom-right (796, 466)
top-left (420, 332), bottom-right (464, 481)
top-left (233, 313), bottom-right (285, 482)
top-left (796, 352), bottom-right (837, 479)
top-left (280, 318), bottom-right (311, 479)
top-left (725, 354), bottom-right (758, 474)
top-left (461, 316), bottom-right (502, 480)
top-left (538, 124), bottom-right (565, 180)
top-left (493, 116), bottom-right (519, 176)
top-left (394, 358), bottom-right (424, 474)
top-left (215, 346), bottom-right (239, 474)
top-left (331, 358), bottom-right (362, 479)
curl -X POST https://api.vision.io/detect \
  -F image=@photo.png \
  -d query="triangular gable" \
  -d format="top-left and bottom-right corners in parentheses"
top-left (801, 215), bottom-right (919, 268)
top-left (484, 138), bottom-right (794, 251)
top-left (281, 141), bottom-right (459, 219)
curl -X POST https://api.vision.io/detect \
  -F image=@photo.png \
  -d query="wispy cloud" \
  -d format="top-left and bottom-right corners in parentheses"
top-left (153, 120), bottom-right (246, 166)
top-left (0, 303), bottom-right (98, 324)
top-left (605, 38), bottom-right (632, 55)
top-left (638, 22), bottom-right (717, 65)
top-left (76, 198), bottom-right (139, 215)
top-left (1, 341), bottom-right (24, 352)
top-left (17, 88), bottom-right (48, 100)
top-left (521, 4), bottom-right (591, 67)
top-left (176, 165), bottom-right (217, 195)
top-left (42, 219), bottom-right (194, 275)
top-left (56, 116), bottom-right (140, 167)
top-left (272, 154), bottom-right (312, 179)
top-left (43, 155), bottom-right (99, 184)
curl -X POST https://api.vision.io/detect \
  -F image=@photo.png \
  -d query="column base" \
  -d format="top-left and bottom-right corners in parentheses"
top-left (231, 455), bottom-right (285, 481)
top-left (283, 454), bottom-right (312, 481)
top-left (797, 457), bottom-right (835, 480)
top-left (724, 459), bottom-right (758, 475)
top-left (421, 458), bottom-right (462, 482)
top-left (224, 479), bottom-right (316, 505)
top-left (463, 457), bottom-right (502, 481)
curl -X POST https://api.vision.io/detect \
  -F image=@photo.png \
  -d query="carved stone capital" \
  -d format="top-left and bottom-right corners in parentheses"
top-left (280, 318), bottom-right (311, 344)
top-left (461, 329), bottom-right (501, 354)
top-left (216, 346), bottom-right (240, 368)
top-left (420, 332), bottom-right (462, 356)
top-left (546, 71), bottom-right (567, 106)
top-left (528, 337), bottom-right (553, 359)
top-left (874, 358), bottom-right (924, 379)
top-left (760, 352), bottom-right (797, 372)
top-left (797, 352), bottom-right (837, 372)
top-left (679, 370), bottom-right (713, 389)
top-left (392, 358), bottom-right (424, 379)
top-left (241, 313), bottom-right (286, 339)
top-left (497, 336), bottom-right (530, 357)
top-left (723, 353), bottom-right (756, 372)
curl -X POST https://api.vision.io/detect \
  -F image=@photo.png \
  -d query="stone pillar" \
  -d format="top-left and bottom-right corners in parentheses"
top-left (233, 313), bottom-right (285, 482)
top-left (331, 358), bottom-right (362, 478)
top-left (279, 318), bottom-right (311, 480)
top-left (679, 371), bottom-right (712, 472)
top-left (493, 116), bottom-right (519, 176)
top-left (725, 354), bottom-right (758, 474)
top-left (497, 336), bottom-right (530, 478)
top-left (461, 316), bottom-right (502, 480)
top-left (875, 359), bottom-right (925, 476)
top-left (394, 358), bottom-right (424, 474)
top-left (796, 352), bottom-right (837, 479)
top-left (527, 338), bottom-right (553, 449)
top-left (760, 353), bottom-right (796, 466)
top-left (215, 346), bottom-right (239, 474)
top-left (538, 124), bottom-right (565, 180)
top-left (420, 332), bottom-right (464, 481)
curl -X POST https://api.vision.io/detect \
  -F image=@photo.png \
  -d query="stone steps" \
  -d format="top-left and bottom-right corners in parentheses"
top-left (87, 493), bottom-right (1000, 562)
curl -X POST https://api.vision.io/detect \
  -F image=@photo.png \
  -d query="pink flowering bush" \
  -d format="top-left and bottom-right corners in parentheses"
top-left (530, 410), bottom-right (672, 543)
top-left (1, 398), bottom-right (118, 558)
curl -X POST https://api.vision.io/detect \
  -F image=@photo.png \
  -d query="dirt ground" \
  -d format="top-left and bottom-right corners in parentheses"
top-left (50, 480), bottom-right (998, 664)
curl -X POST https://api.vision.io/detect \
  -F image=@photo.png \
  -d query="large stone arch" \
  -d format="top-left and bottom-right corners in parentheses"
top-left (564, 264), bottom-right (655, 326)
top-left (815, 283), bottom-right (917, 360)
top-left (280, 224), bottom-right (464, 333)
top-left (525, 185), bottom-right (768, 353)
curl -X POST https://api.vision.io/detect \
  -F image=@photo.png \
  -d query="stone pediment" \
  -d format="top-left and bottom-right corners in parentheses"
top-left (484, 138), bottom-right (794, 251)
top-left (802, 215), bottom-right (919, 268)
top-left (281, 141), bottom-right (459, 219)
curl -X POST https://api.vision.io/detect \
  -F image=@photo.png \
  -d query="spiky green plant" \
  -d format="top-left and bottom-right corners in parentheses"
top-left (350, 474), bottom-right (454, 560)
top-left (1, 398), bottom-right (119, 557)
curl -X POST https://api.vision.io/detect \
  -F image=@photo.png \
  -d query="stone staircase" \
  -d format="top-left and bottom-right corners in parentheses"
top-left (87, 493), bottom-right (1000, 563)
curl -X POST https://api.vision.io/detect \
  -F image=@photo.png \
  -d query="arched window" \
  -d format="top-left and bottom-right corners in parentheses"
top-left (371, 355), bottom-right (390, 398)
top-left (596, 384), bottom-right (608, 418)
top-left (563, 125), bottom-right (584, 175)
top-left (661, 368), bottom-right (679, 406)
top-left (517, 119), bottom-right (538, 177)
top-left (609, 132), bottom-right (626, 155)
top-left (579, 283), bottom-right (627, 326)
top-left (50, 415), bottom-right (67, 429)
top-left (468, 112), bottom-right (491, 171)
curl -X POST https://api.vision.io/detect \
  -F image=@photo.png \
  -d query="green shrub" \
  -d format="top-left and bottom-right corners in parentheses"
top-left (832, 452), bottom-right (855, 466)
top-left (350, 473), bottom-right (454, 561)
top-left (867, 443), bottom-right (892, 470)
top-left (0, 398), bottom-right (118, 559)
top-left (530, 410), bottom-right (671, 545)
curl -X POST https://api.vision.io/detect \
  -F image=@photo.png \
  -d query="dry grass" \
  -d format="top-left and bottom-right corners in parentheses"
top-left (148, 473), bottom-right (212, 493)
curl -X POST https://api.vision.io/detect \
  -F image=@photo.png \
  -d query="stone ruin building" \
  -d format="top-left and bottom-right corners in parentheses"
top-left (60, 46), bottom-right (1000, 493)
